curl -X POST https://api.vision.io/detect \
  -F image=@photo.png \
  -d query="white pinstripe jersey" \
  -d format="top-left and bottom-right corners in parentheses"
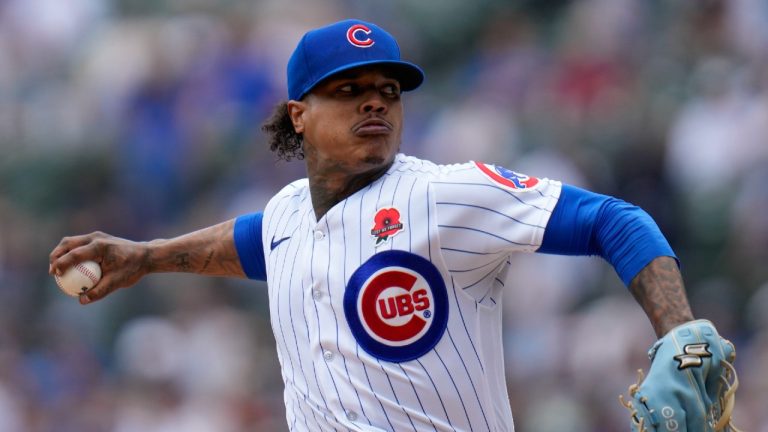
top-left (260, 154), bottom-right (562, 431)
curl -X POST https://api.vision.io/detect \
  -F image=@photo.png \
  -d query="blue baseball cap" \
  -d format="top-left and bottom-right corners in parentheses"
top-left (287, 19), bottom-right (425, 100)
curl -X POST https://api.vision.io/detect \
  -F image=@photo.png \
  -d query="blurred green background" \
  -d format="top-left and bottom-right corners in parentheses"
top-left (1, 0), bottom-right (767, 430)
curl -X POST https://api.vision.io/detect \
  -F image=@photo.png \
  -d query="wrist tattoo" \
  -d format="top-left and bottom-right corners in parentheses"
top-left (630, 257), bottom-right (694, 337)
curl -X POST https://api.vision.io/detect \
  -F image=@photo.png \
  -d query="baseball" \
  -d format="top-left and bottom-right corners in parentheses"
top-left (54, 260), bottom-right (102, 297)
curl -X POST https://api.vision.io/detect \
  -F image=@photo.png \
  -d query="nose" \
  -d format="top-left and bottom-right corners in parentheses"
top-left (360, 92), bottom-right (388, 114)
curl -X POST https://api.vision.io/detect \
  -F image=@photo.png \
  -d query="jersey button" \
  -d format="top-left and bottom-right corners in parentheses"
top-left (323, 350), bottom-right (334, 362)
top-left (314, 230), bottom-right (325, 240)
top-left (313, 290), bottom-right (323, 300)
top-left (346, 411), bottom-right (358, 421)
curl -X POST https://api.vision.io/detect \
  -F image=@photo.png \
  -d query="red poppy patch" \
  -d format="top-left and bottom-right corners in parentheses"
top-left (371, 208), bottom-right (404, 245)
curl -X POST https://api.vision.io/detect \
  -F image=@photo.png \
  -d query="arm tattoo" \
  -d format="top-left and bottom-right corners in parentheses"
top-left (201, 250), bottom-right (214, 272)
top-left (146, 219), bottom-right (244, 277)
top-left (208, 222), bottom-right (243, 276)
top-left (629, 256), bottom-right (695, 338)
top-left (175, 253), bottom-right (192, 272)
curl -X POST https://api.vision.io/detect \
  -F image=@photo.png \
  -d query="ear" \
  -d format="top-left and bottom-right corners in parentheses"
top-left (287, 100), bottom-right (307, 134)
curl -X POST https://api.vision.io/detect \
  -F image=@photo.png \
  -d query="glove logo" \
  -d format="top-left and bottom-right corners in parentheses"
top-left (661, 407), bottom-right (679, 431)
top-left (344, 250), bottom-right (448, 363)
top-left (674, 343), bottom-right (711, 369)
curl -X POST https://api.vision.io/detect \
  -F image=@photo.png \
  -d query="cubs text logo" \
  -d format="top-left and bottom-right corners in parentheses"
top-left (344, 250), bottom-right (448, 362)
top-left (347, 24), bottom-right (374, 48)
top-left (474, 161), bottom-right (539, 191)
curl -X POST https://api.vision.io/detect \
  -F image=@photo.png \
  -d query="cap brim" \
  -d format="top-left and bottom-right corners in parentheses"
top-left (298, 60), bottom-right (424, 100)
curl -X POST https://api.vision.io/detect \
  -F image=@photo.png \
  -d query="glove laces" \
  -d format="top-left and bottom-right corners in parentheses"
top-left (714, 360), bottom-right (740, 432)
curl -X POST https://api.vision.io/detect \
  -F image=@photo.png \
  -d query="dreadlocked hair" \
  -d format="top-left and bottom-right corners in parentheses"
top-left (261, 101), bottom-right (304, 161)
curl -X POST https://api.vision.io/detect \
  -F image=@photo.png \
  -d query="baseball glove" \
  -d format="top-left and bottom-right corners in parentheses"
top-left (619, 319), bottom-right (740, 431)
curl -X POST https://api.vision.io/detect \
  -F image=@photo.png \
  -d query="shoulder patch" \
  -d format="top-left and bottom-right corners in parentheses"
top-left (473, 161), bottom-right (540, 192)
top-left (344, 250), bottom-right (448, 362)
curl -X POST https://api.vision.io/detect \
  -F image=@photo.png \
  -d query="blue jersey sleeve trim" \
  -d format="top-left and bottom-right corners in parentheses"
top-left (234, 212), bottom-right (267, 281)
top-left (538, 185), bottom-right (677, 286)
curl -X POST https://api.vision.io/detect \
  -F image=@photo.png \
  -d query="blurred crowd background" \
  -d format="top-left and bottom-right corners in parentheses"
top-left (1, 0), bottom-right (767, 430)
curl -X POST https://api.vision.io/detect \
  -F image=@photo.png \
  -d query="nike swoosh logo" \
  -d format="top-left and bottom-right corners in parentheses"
top-left (270, 235), bottom-right (291, 251)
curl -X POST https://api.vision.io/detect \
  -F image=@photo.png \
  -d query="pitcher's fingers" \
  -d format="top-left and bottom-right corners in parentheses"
top-left (79, 275), bottom-right (116, 305)
top-left (52, 245), bottom-right (97, 276)
top-left (50, 234), bottom-right (94, 261)
top-left (51, 243), bottom-right (101, 277)
top-left (49, 232), bottom-right (107, 269)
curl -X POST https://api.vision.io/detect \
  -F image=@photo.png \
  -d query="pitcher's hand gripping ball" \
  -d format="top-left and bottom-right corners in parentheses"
top-left (54, 260), bottom-right (102, 297)
top-left (620, 319), bottom-right (740, 431)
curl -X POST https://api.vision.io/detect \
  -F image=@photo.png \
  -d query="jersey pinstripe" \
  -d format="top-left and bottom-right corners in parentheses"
top-left (259, 154), bottom-right (562, 431)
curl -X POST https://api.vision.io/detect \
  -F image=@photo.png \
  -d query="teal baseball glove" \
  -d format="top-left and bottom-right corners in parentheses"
top-left (619, 319), bottom-right (740, 431)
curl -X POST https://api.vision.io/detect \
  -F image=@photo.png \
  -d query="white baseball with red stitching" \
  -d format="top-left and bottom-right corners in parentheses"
top-left (54, 260), bottom-right (102, 297)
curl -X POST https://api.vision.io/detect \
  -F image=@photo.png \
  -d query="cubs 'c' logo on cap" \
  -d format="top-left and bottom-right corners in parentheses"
top-left (474, 161), bottom-right (540, 191)
top-left (371, 208), bottom-right (404, 245)
top-left (344, 250), bottom-right (448, 362)
top-left (346, 24), bottom-right (374, 48)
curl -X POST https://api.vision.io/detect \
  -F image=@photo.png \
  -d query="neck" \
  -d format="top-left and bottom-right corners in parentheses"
top-left (307, 160), bottom-right (393, 220)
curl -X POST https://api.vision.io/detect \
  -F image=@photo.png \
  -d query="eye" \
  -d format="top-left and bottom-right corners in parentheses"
top-left (381, 83), bottom-right (401, 97)
top-left (337, 83), bottom-right (357, 95)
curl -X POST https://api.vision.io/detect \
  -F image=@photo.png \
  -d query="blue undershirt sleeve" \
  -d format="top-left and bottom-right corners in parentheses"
top-left (538, 184), bottom-right (676, 286)
top-left (234, 212), bottom-right (267, 281)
